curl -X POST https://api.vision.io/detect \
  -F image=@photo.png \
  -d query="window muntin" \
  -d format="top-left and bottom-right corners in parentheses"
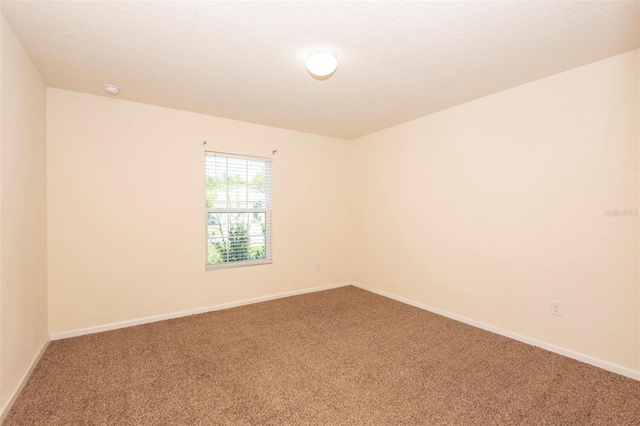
top-left (205, 152), bottom-right (272, 269)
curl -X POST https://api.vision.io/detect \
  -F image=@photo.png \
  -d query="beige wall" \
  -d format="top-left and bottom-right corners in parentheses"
top-left (47, 89), bottom-right (352, 334)
top-left (0, 15), bottom-right (48, 410)
top-left (351, 50), bottom-right (640, 371)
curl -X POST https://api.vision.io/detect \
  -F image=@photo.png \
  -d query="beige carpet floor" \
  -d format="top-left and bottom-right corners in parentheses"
top-left (4, 286), bottom-right (640, 425)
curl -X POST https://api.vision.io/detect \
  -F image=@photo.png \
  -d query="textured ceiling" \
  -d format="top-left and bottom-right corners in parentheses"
top-left (2, 1), bottom-right (639, 140)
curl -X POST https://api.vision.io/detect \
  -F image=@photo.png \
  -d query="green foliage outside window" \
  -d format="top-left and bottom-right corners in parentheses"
top-left (208, 220), bottom-right (266, 264)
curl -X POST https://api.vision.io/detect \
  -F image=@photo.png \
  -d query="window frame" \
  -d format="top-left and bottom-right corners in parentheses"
top-left (205, 151), bottom-right (273, 271)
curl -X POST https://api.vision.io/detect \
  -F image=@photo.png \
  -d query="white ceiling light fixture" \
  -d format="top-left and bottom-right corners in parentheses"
top-left (306, 50), bottom-right (337, 78)
top-left (104, 84), bottom-right (120, 95)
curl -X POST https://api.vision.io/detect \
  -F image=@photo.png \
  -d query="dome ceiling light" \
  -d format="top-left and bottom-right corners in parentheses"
top-left (306, 50), bottom-right (337, 78)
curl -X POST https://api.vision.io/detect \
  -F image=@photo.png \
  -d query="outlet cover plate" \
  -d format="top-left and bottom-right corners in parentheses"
top-left (550, 300), bottom-right (563, 316)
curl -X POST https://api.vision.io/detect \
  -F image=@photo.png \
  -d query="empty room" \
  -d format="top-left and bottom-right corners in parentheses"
top-left (1, 1), bottom-right (640, 424)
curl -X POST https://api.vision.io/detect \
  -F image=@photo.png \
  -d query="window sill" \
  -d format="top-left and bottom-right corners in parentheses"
top-left (206, 259), bottom-right (272, 271)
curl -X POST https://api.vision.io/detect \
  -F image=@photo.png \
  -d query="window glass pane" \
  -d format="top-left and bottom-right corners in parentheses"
top-left (207, 212), bottom-right (267, 264)
top-left (205, 157), bottom-right (269, 210)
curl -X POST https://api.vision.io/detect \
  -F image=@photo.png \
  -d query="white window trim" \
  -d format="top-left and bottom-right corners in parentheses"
top-left (205, 151), bottom-right (273, 271)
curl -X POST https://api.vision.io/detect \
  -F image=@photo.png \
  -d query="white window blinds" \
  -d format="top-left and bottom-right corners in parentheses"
top-left (205, 151), bottom-right (272, 269)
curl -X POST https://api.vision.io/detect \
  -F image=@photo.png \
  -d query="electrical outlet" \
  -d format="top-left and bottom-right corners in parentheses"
top-left (39, 301), bottom-right (44, 319)
top-left (315, 262), bottom-right (321, 272)
top-left (550, 300), bottom-right (562, 317)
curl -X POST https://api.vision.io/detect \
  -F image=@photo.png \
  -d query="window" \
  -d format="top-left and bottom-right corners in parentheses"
top-left (205, 151), bottom-right (272, 270)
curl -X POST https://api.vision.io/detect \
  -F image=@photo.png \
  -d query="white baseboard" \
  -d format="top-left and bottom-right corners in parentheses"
top-left (351, 282), bottom-right (640, 381)
top-left (0, 337), bottom-right (50, 423)
top-left (50, 282), bottom-right (351, 341)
